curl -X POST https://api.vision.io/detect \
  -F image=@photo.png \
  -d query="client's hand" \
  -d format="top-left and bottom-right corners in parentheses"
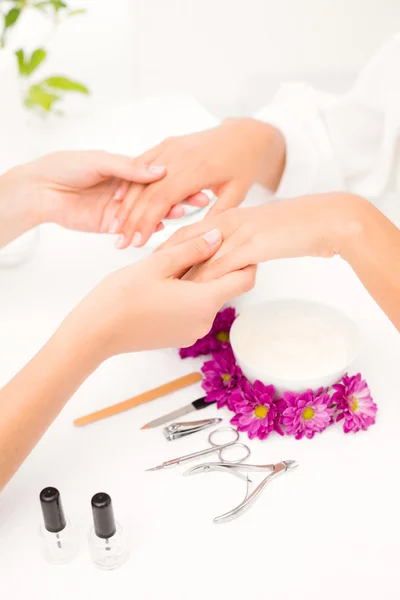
top-left (74, 228), bottom-right (255, 358)
top-left (160, 193), bottom-right (362, 282)
top-left (100, 118), bottom-right (285, 249)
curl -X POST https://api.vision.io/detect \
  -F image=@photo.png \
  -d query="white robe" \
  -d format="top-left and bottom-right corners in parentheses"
top-left (256, 34), bottom-right (400, 212)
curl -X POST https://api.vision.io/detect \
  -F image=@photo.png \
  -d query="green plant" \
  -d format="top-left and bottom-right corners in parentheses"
top-left (0, 0), bottom-right (89, 115)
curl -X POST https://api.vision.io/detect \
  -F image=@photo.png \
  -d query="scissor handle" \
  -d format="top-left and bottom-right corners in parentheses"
top-left (208, 427), bottom-right (239, 447)
top-left (219, 443), bottom-right (251, 464)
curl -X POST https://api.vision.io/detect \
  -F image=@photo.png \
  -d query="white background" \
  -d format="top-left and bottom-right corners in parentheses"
top-left (1, 0), bottom-right (400, 119)
top-left (1, 4), bottom-right (400, 599)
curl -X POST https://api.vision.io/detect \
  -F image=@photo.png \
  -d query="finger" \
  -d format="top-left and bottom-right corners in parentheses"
top-left (207, 265), bottom-right (256, 304)
top-left (154, 229), bottom-right (222, 278)
top-left (98, 151), bottom-right (166, 183)
top-left (157, 221), bottom-right (212, 251)
top-left (199, 243), bottom-right (256, 282)
top-left (112, 183), bottom-right (144, 247)
top-left (183, 192), bottom-right (210, 208)
top-left (155, 222), bottom-right (165, 232)
top-left (100, 180), bottom-right (131, 233)
top-left (165, 205), bottom-right (186, 219)
top-left (163, 192), bottom-right (210, 220)
top-left (122, 169), bottom-right (212, 247)
top-left (207, 181), bottom-right (243, 217)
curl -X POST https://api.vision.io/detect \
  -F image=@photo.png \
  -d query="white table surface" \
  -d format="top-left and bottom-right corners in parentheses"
top-left (1, 94), bottom-right (400, 600)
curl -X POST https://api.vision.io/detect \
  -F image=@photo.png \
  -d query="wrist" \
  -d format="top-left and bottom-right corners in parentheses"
top-left (317, 192), bottom-right (370, 260)
top-left (1, 164), bottom-right (44, 228)
top-left (335, 194), bottom-right (376, 263)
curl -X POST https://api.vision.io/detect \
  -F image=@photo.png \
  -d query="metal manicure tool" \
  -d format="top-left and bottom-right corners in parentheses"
top-left (146, 427), bottom-right (251, 470)
top-left (163, 418), bottom-right (222, 441)
top-left (184, 458), bottom-right (299, 524)
top-left (146, 426), bottom-right (298, 522)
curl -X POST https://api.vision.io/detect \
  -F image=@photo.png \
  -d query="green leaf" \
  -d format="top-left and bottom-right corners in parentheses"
top-left (4, 7), bottom-right (21, 29)
top-left (49, 0), bottom-right (67, 12)
top-left (43, 76), bottom-right (89, 95)
top-left (24, 84), bottom-right (60, 112)
top-left (15, 48), bottom-right (47, 76)
top-left (15, 49), bottom-right (25, 75)
top-left (68, 9), bottom-right (86, 17)
top-left (28, 48), bottom-right (47, 74)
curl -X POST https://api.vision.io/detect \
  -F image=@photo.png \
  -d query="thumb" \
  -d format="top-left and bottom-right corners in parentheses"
top-left (156, 229), bottom-right (222, 278)
top-left (207, 182), bottom-right (243, 217)
top-left (98, 152), bottom-right (167, 183)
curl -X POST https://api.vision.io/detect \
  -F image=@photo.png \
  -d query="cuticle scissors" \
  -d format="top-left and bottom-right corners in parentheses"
top-left (145, 427), bottom-right (251, 471)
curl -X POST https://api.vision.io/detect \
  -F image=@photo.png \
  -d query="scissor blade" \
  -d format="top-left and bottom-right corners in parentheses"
top-left (145, 464), bottom-right (165, 472)
top-left (141, 405), bottom-right (194, 429)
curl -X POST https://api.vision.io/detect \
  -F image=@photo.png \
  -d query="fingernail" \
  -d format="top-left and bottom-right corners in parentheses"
top-left (148, 165), bottom-right (165, 174)
top-left (132, 232), bottom-right (142, 247)
top-left (109, 218), bottom-right (119, 234)
top-left (202, 229), bottom-right (221, 245)
top-left (113, 186), bottom-right (125, 201)
top-left (115, 234), bottom-right (125, 249)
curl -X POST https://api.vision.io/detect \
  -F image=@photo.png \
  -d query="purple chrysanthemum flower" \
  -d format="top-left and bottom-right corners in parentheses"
top-left (230, 380), bottom-right (283, 440)
top-left (282, 388), bottom-right (334, 440)
top-left (179, 307), bottom-right (236, 359)
top-left (201, 348), bottom-right (244, 410)
top-left (332, 373), bottom-right (377, 433)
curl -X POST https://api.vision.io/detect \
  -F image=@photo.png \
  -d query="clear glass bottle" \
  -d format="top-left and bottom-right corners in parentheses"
top-left (88, 492), bottom-right (128, 570)
top-left (39, 487), bottom-right (79, 565)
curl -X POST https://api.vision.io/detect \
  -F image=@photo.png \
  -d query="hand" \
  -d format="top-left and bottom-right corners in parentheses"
top-left (100, 118), bottom-right (285, 249)
top-left (20, 150), bottom-right (167, 233)
top-left (160, 193), bottom-right (362, 282)
top-left (75, 228), bottom-right (255, 358)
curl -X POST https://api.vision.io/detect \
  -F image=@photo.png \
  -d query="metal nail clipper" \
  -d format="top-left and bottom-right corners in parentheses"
top-left (163, 418), bottom-right (223, 441)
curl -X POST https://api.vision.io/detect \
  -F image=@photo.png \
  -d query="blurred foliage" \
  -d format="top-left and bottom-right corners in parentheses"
top-left (0, 0), bottom-right (90, 115)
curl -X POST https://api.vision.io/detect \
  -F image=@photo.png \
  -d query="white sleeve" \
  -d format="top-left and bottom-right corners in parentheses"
top-left (256, 34), bottom-right (400, 200)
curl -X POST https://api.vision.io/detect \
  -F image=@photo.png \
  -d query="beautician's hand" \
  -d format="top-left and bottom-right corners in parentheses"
top-left (0, 150), bottom-right (166, 248)
top-left (160, 193), bottom-right (359, 281)
top-left (100, 118), bottom-right (285, 249)
top-left (31, 150), bottom-right (167, 232)
top-left (76, 228), bottom-right (255, 357)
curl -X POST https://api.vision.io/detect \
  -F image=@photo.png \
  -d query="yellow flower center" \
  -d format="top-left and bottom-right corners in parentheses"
top-left (254, 405), bottom-right (268, 419)
top-left (351, 396), bottom-right (358, 411)
top-left (221, 374), bottom-right (231, 383)
top-left (302, 407), bottom-right (315, 421)
top-left (215, 330), bottom-right (229, 343)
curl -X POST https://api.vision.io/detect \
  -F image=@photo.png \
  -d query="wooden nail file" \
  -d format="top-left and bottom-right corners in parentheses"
top-left (73, 372), bottom-right (202, 427)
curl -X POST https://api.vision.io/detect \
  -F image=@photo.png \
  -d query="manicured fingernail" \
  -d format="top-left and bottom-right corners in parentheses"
top-left (132, 232), bottom-right (142, 247)
top-left (113, 185), bottom-right (125, 201)
top-left (115, 234), bottom-right (125, 249)
top-left (202, 229), bottom-right (221, 245)
top-left (148, 165), bottom-right (165, 174)
top-left (109, 218), bottom-right (119, 234)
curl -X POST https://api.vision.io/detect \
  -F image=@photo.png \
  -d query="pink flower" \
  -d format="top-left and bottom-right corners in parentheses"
top-left (179, 307), bottom-right (236, 359)
top-left (201, 348), bottom-right (244, 410)
top-left (230, 380), bottom-right (283, 440)
top-left (282, 389), bottom-right (334, 440)
top-left (332, 373), bottom-right (377, 433)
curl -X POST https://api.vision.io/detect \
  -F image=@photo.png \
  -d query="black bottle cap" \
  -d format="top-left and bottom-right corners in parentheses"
top-left (40, 487), bottom-right (66, 533)
top-left (91, 492), bottom-right (116, 539)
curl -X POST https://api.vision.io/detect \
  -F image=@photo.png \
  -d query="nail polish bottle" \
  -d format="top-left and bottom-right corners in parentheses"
top-left (88, 492), bottom-right (129, 570)
top-left (39, 487), bottom-right (78, 565)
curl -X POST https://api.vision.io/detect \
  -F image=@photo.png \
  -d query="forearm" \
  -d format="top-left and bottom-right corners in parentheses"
top-left (0, 309), bottom-right (104, 490)
top-left (340, 197), bottom-right (400, 330)
top-left (0, 165), bottom-right (42, 248)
